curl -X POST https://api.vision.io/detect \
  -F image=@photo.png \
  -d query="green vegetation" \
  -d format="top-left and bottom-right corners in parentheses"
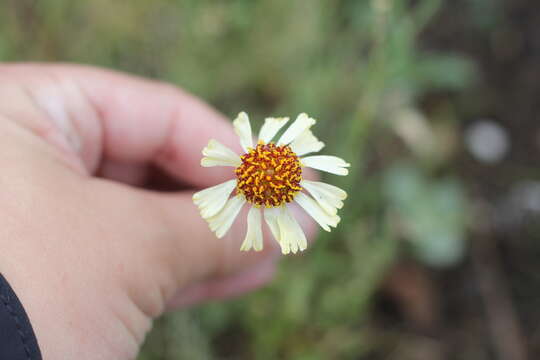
top-left (0, 1), bottom-right (477, 358)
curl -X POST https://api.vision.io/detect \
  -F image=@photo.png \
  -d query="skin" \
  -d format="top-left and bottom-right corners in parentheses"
top-left (0, 64), bottom-right (316, 359)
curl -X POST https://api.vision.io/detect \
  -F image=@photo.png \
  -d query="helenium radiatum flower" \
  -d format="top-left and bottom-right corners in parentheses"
top-left (193, 112), bottom-right (349, 254)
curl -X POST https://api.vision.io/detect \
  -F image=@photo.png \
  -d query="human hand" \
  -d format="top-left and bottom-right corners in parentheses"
top-left (0, 64), bottom-right (316, 359)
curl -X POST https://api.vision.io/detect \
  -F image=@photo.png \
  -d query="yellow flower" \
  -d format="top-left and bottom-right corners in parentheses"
top-left (193, 112), bottom-right (349, 254)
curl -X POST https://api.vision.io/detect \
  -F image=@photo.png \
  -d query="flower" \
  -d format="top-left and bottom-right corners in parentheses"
top-left (193, 112), bottom-right (349, 254)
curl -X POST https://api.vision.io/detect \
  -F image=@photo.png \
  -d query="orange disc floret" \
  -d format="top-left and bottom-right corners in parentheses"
top-left (235, 142), bottom-right (302, 207)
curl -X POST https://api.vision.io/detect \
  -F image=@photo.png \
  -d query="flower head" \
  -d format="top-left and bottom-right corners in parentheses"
top-left (193, 112), bottom-right (349, 254)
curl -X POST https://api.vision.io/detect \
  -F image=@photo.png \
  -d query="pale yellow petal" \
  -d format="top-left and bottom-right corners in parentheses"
top-left (300, 180), bottom-right (347, 215)
top-left (301, 155), bottom-right (350, 176)
top-left (277, 205), bottom-right (308, 254)
top-left (233, 112), bottom-right (253, 152)
top-left (201, 139), bottom-right (241, 167)
top-left (290, 129), bottom-right (325, 156)
top-left (263, 207), bottom-right (281, 245)
top-left (193, 179), bottom-right (237, 219)
top-left (240, 206), bottom-right (264, 251)
top-left (294, 192), bottom-right (340, 232)
top-left (207, 195), bottom-right (245, 238)
top-left (258, 117), bottom-right (289, 143)
top-left (277, 113), bottom-right (316, 145)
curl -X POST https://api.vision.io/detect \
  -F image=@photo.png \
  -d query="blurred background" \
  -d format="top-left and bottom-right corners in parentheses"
top-left (1, 0), bottom-right (539, 359)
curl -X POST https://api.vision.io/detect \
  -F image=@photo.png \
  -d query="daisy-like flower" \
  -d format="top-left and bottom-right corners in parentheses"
top-left (193, 112), bottom-right (349, 254)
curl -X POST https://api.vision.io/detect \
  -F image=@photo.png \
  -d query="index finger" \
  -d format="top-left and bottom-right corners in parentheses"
top-left (6, 63), bottom-right (241, 188)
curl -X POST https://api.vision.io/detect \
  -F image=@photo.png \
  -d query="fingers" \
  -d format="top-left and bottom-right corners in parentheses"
top-left (150, 191), bottom-right (279, 282)
top-left (167, 257), bottom-right (277, 309)
top-left (67, 65), bottom-right (242, 187)
top-left (0, 63), bottom-right (241, 187)
top-left (136, 189), bottom-right (318, 304)
top-left (98, 159), bottom-right (149, 186)
top-left (1, 64), bottom-right (322, 309)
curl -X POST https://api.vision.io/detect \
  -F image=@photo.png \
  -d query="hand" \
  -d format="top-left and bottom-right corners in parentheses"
top-left (0, 64), bottom-right (316, 359)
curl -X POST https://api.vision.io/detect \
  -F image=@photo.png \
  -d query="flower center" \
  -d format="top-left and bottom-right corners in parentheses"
top-left (235, 142), bottom-right (302, 207)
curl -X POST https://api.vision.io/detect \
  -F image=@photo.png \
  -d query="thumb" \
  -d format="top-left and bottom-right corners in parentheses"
top-left (126, 187), bottom-right (317, 309)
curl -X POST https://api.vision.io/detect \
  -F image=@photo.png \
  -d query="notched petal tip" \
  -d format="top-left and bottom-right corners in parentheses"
top-left (239, 244), bottom-right (250, 251)
top-left (296, 113), bottom-right (317, 126)
top-left (200, 157), bottom-right (211, 167)
top-left (202, 139), bottom-right (219, 153)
